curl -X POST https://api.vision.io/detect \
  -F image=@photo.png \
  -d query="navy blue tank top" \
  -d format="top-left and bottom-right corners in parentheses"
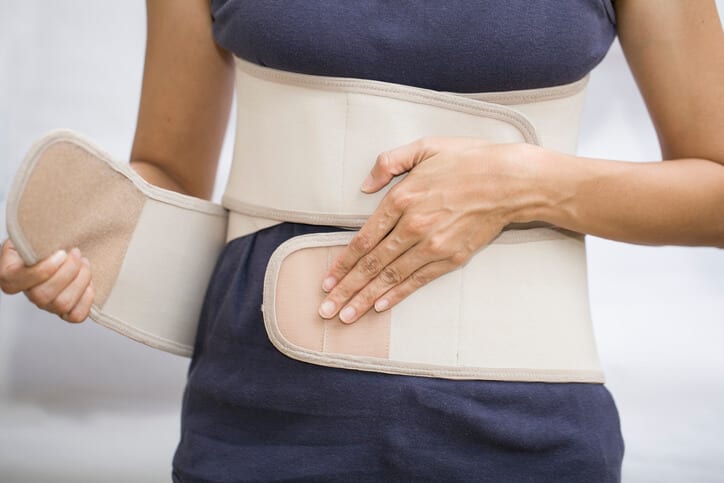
top-left (172, 3), bottom-right (624, 481)
top-left (210, 0), bottom-right (616, 92)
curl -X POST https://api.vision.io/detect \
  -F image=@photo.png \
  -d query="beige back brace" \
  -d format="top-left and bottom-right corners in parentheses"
top-left (6, 56), bottom-right (604, 383)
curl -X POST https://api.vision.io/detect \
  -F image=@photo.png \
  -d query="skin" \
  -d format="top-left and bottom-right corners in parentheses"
top-left (0, 1), bottom-right (722, 327)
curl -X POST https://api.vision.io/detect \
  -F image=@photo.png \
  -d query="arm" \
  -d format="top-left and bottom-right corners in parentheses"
top-left (517, 0), bottom-right (724, 247)
top-left (317, 0), bottom-right (724, 323)
top-left (130, 0), bottom-right (234, 199)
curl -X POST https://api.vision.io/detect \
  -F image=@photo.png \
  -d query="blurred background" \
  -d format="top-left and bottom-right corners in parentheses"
top-left (1, 2), bottom-right (723, 482)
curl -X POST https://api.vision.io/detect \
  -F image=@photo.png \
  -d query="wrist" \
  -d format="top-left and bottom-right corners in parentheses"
top-left (505, 144), bottom-right (580, 227)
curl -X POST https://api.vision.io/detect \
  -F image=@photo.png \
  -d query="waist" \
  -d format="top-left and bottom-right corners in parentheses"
top-left (222, 56), bottom-right (603, 383)
top-left (223, 55), bottom-right (588, 242)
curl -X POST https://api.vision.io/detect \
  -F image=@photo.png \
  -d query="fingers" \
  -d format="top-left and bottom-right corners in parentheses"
top-left (360, 136), bottom-right (491, 193)
top-left (319, 226), bottom-right (418, 321)
top-left (63, 283), bottom-right (95, 324)
top-left (332, 246), bottom-right (456, 324)
top-left (320, 224), bottom-right (479, 323)
top-left (24, 248), bottom-right (86, 312)
top-left (372, 260), bottom-right (455, 314)
top-left (0, 240), bottom-right (69, 295)
top-left (326, 135), bottom-right (502, 323)
top-left (360, 137), bottom-right (441, 193)
top-left (53, 256), bottom-right (93, 320)
top-left (1, 239), bottom-right (94, 323)
top-left (321, 186), bottom-right (412, 294)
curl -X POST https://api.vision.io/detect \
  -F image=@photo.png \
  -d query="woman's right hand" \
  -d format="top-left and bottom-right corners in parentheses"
top-left (0, 239), bottom-right (94, 323)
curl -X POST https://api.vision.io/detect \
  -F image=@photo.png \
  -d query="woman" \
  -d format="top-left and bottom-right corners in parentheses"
top-left (1, 1), bottom-right (722, 481)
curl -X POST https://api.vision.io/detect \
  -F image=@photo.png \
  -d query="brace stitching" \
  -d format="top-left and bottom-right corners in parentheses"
top-left (262, 232), bottom-right (605, 383)
top-left (235, 59), bottom-right (540, 145)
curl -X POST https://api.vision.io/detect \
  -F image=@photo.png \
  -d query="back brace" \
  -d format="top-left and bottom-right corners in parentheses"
top-left (6, 56), bottom-right (604, 383)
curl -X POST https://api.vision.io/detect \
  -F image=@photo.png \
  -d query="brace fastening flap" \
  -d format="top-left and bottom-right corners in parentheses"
top-left (263, 231), bottom-right (605, 383)
top-left (6, 130), bottom-right (228, 357)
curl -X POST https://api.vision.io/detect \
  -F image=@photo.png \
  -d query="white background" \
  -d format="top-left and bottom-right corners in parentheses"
top-left (1, 2), bottom-right (723, 482)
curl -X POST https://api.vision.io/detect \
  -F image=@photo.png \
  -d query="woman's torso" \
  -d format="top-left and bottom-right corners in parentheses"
top-left (172, 3), bottom-right (623, 481)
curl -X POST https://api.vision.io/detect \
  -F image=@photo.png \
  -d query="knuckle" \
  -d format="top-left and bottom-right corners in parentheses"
top-left (53, 295), bottom-right (75, 315)
top-left (425, 235), bottom-right (448, 257)
top-left (63, 312), bottom-right (81, 323)
top-left (0, 261), bottom-right (17, 279)
top-left (35, 263), bottom-right (57, 281)
top-left (64, 315), bottom-right (78, 323)
top-left (354, 291), bottom-right (375, 308)
top-left (416, 136), bottom-right (439, 153)
top-left (380, 205), bottom-right (400, 225)
top-left (415, 137), bottom-right (431, 151)
top-left (403, 214), bottom-right (431, 237)
top-left (68, 256), bottom-right (82, 273)
top-left (450, 250), bottom-right (470, 266)
top-left (28, 287), bottom-right (52, 308)
top-left (389, 186), bottom-right (413, 211)
top-left (380, 266), bottom-right (402, 285)
top-left (1, 284), bottom-right (19, 295)
top-left (376, 151), bottom-right (393, 171)
top-left (331, 257), bottom-right (352, 274)
top-left (350, 233), bottom-right (374, 254)
top-left (71, 306), bottom-right (89, 323)
top-left (0, 265), bottom-right (20, 291)
top-left (357, 254), bottom-right (381, 276)
top-left (333, 284), bottom-right (354, 300)
top-left (78, 266), bottom-right (91, 284)
top-left (410, 270), bottom-right (429, 287)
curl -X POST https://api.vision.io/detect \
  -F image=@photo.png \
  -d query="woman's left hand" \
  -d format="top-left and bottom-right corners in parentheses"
top-left (317, 136), bottom-right (544, 324)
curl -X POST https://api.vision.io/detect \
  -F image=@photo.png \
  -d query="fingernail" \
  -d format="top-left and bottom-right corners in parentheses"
top-left (374, 298), bottom-right (389, 312)
top-left (318, 300), bottom-right (336, 318)
top-left (70, 247), bottom-right (81, 258)
top-left (81, 257), bottom-right (90, 266)
top-left (339, 306), bottom-right (356, 323)
top-left (50, 250), bottom-right (67, 267)
top-left (360, 174), bottom-right (375, 192)
top-left (322, 276), bottom-right (337, 292)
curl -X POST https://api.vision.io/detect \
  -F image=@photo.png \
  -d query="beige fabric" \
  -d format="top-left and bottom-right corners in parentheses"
top-left (6, 130), bottom-right (228, 356)
top-left (274, 246), bottom-right (327, 351)
top-left (453, 75), bottom-right (589, 154)
top-left (226, 212), bottom-right (280, 243)
top-left (225, 56), bottom-right (604, 382)
top-left (223, 56), bottom-right (588, 241)
top-left (274, 243), bottom-right (391, 358)
top-left (6, 60), bottom-right (601, 378)
top-left (451, 75), bottom-right (588, 105)
top-left (391, 233), bottom-right (600, 372)
top-left (11, 139), bottom-right (145, 308)
top-left (101, 197), bottom-right (227, 356)
top-left (264, 232), bottom-right (604, 383)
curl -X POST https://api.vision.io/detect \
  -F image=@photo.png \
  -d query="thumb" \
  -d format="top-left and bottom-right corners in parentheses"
top-left (360, 137), bottom-right (440, 193)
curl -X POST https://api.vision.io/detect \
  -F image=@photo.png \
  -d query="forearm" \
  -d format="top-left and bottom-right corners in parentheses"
top-left (516, 148), bottom-right (724, 248)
